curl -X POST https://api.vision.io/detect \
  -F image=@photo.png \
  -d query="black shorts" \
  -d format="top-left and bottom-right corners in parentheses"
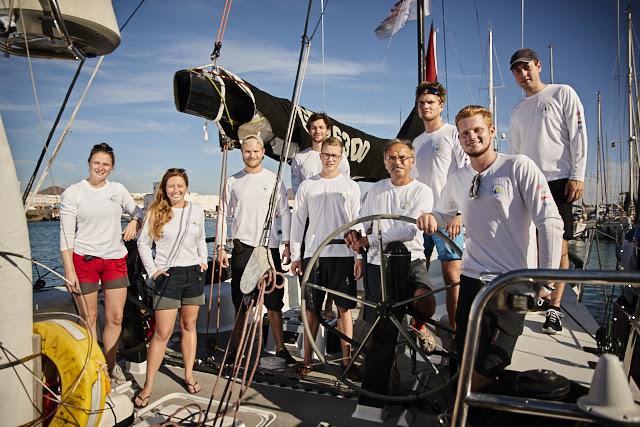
top-left (153, 265), bottom-right (205, 310)
top-left (303, 257), bottom-right (357, 311)
top-left (230, 239), bottom-right (284, 312)
top-left (455, 275), bottom-right (525, 378)
top-left (363, 259), bottom-right (432, 323)
top-left (548, 178), bottom-right (573, 241)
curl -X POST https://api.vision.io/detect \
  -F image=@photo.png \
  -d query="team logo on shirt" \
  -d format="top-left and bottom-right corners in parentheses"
top-left (432, 142), bottom-right (442, 152)
top-left (538, 180), bottom-right (552, 207)
top-left (337, 190), bottom-right (347, 201)
top-left (490, 184), bottom-right (505, 199)
top-left (261, 184), bottom-right (270, 194)
top-left (399, 201), bottom-right (410, 213)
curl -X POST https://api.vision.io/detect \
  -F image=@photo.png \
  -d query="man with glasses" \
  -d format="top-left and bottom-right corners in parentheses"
top-left (344, 139), bottom-right (437, 354)
top-left (290, 137), bottom-right (362, 379)
top-left (291, 112), bottom-right (351, 194)
top-left (417, 106), bottom-right (563, 390)
top-left (217, 134), bottom-right (296, 366)
top-left (412, 81), bottom-right (468, 330)
top-left (509, 48), bottom-right (588, 334)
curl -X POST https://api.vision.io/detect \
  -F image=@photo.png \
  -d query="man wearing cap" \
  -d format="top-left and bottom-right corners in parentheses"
top-left (412, 81), bottom-right (469, 330)
top-left (509, 48), bottom-right (588, 335)
top-left (217, 134), bottom-right (296, 366)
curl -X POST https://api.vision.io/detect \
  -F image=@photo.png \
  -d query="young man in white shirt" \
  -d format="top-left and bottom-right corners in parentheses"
top-left (509, 48), bottom-right (588, 334)
top-left (290, 137), bottom-right (362, 378)
top-left (344, 139), bottom-right (437, 353)
top-left (290, 112), bottom-right (351, 194)
top-left (412, 81), bottom-right (468, 329)
top-left (217, 134), bottom-right (295, 365)
top-left (418, 105), bottom-right (563, 390)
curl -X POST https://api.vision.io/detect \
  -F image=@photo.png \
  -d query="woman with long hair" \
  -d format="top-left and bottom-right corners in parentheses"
top-left (59, 142), bottom-right (143, 384)
top-left (135, 168), bottom-right (208, 408)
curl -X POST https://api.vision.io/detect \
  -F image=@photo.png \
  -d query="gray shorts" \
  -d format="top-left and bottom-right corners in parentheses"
top-left (153, 265), bottom-right (205, 310)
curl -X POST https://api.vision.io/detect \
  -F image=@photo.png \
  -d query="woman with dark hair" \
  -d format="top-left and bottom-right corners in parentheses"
top-left (59, 142), bottom-right (143, 384)
top-left (135, 168), bottom-right (208, 408)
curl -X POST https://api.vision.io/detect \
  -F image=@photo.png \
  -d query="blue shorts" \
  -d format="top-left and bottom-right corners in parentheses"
top-left (424, 228), bottom-right (464, 261)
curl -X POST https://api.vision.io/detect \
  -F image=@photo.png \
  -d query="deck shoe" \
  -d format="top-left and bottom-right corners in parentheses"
top-left (411, 319), bottom-right (436, 354)
top-left (275, 347), bottom-right (297, 367)
top-left (110, 364), bottom-right (127, 385)
top-left (543, 307), bottom-right (564, 334)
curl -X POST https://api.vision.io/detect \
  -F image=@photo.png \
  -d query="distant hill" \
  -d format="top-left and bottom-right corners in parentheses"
top-left (38, 186), bottom-right (65, 195)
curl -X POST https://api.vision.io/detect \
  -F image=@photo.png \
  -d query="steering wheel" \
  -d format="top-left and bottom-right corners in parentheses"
top-left (300, 213), bottom-right (462, 403)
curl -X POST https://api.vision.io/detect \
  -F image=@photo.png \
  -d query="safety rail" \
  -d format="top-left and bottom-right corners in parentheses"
top-left (452, 269), bottom-right (640, 427)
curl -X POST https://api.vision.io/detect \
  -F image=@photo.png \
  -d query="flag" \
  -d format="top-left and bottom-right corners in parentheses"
top-left (375, 0), bottom-right (431, 39)
top-left (425, 23), bottom-right (437, 81)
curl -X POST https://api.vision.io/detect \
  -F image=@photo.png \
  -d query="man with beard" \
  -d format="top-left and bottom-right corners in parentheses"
top-left (218, 134), bottom-right (296, 366)
top-left (417, 106), bottom-right (563, 390)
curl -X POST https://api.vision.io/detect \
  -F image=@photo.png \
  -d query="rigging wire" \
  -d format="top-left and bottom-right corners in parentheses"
top-left (320, 0), bottom-right (326, 111)
top-left (445, 28), bottom-right (475, 104)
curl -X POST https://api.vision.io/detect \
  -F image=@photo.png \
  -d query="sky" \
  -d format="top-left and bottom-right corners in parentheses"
top-left (1, 0), bottom-right (637, 205)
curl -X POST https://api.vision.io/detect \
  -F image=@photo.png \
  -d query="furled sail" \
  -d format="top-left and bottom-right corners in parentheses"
top-left (174, 67), bottom-right (423, 182)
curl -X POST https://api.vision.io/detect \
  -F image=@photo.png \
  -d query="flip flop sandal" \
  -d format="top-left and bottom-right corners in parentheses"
top-left (297, 365), bottom-right (313, 377)
top-left (185, 379), bottom-right (201, 394)
top-left (133, 390), bottom-right (150, 409)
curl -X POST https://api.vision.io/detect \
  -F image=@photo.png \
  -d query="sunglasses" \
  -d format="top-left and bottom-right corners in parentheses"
top-left (469, 174), bottom-right (481, 199)
top-left (167, 168), bottom-right (186, 173)
top-left (92, 143), bottom-right (113, 152)
top-left (422, 86), bottom-right (441, 96)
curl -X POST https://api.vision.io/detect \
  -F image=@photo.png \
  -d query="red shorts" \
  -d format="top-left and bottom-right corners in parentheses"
top-left (73, 253), bottom-right (130, 294)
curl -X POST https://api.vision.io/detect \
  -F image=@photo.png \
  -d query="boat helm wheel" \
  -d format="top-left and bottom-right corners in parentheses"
top-left (300, 213), bottom-right (462, 403)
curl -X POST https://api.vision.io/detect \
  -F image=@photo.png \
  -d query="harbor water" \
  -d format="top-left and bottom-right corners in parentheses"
top-left (28, 221), bottom-right (619, 325)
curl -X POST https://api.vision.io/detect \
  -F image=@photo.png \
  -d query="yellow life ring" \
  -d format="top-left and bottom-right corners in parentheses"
top-left (34, 319), bottom-right (111, 426)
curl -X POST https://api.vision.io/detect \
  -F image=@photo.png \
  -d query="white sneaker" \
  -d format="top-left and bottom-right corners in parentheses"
top-left (111, 364), bottom-right (127, 385)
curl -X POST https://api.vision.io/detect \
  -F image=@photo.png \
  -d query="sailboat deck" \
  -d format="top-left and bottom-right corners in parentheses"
top-left (124, 262), bottom-right (601, 426)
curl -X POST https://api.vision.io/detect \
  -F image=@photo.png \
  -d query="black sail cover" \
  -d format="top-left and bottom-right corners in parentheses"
top-left (174, 68), bottom-right (423, 182)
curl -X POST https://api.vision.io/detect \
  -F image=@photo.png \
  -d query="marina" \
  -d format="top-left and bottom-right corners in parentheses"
top-left (2, 0), bottom-right (640, 426)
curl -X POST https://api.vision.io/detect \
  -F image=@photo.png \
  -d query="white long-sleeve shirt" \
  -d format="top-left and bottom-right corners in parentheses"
top-left (290, 174), bottom-right (361, 261)
top-left (432, 154), bottom-right (563, 279)
top-left (360, 178), bottom-right (433, 265)
top-left (413, 123), bottom-right (468, 204)
top-left (509, 84), bottom-right (588, 182)
top-left (59, 179), bottom-right (143, 259)
top-left (290, 148), bottom-right (351, 194)
top-left (217, 168), bottom-right (291, 249)
top-left (137, 202), bottom-right (208, 276)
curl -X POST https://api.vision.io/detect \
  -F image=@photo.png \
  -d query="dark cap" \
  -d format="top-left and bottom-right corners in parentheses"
top-left (509, 48), bottom-right (540, 69)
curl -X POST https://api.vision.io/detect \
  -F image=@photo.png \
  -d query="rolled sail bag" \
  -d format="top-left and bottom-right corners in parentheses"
top-left (34, 319), bottom-right (110, 427)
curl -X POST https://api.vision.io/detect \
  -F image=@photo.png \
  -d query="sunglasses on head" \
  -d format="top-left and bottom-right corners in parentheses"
top-left (422, 86), bottom-right (441, 96)
top-left (92, 143), bottom-right (113, 152)
top-left (167, 168), bottom-right (186, 173)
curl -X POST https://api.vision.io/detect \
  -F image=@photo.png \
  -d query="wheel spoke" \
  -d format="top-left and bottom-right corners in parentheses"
top-left (351, 316), bottom-right (381, 365)
top-left (304, 281), bottom-right (377, 309)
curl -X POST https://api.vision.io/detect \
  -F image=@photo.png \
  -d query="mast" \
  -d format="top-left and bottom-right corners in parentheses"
top-left (417, 0), bottom-right (426, 83)
top-left (488, 25), bottom-right (498, 151)
top-left (596, 92), bottom-right (602, 221)
top-left (626, 6), bottom-right (635, 217)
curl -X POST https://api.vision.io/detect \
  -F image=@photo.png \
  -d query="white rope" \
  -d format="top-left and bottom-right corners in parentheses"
top-left (25, 56), bottom-right (105, 210)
